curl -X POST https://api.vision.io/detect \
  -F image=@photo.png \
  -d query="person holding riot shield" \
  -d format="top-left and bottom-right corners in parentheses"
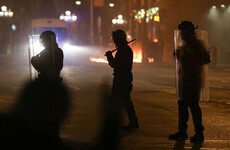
top-left (168, 21), bottom-right (210, 143)
top-left (31, 31), bottom-right (63, 81)
top-left (105, 29), bottom-right (139, 131)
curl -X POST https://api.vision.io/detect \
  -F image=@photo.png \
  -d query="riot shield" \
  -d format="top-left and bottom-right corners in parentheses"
top-left (174, 30), bottom-right (183, 101)
top-left (174, 30), bottom-right (209, 101)
top-left (27, 35), bottom-right (44, 80)
top-left (196, 30), bottom-right (209, 101)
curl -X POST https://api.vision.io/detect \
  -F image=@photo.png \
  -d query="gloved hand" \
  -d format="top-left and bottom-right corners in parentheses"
top-left (105, 50), bottom-right (112, 56)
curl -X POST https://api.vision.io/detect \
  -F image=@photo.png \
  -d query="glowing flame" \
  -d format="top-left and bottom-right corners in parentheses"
top-left (89, 57), bottom-right (108, 63)
top-left (153, 38), bottom-right (158, 43)
top-left (148, 58), bottom-right (154, 63)
top-left (133, 49), bottom-right (142, 63)
top-left (89, 41), bottom-right (143, 64)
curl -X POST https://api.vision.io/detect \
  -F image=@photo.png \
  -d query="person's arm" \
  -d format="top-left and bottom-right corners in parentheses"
top-left (31, 50), bottom-right (47, 72)
top-left (106, 51), bottom-right (115, 68)
top-left (31, 55), bottom-right (42, 72)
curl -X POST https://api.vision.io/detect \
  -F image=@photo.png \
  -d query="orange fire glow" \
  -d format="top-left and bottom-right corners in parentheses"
top-left (133, 49), bottom-right (142, 63)
top-left (153, 38), bottom-right (158, 43)
top-left (148, 58), bottom-right (154, 63)
top-left (89, 41), bottom-right (143, 64)
top-left (89, 57), bottom-right (108, 63)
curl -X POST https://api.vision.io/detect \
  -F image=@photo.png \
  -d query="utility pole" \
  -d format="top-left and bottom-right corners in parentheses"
top-left (90, 0), bottom-right (94, 45)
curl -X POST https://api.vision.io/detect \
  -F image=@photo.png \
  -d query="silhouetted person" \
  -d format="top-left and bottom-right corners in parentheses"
top-left (168, 21), bottom-right (210, 143)
top-left (0, 79), bottom-right (70, 149)
top-left (31, 31), bottom-right (63, 81)
top-left (105, 29), bottom-right (139, 131)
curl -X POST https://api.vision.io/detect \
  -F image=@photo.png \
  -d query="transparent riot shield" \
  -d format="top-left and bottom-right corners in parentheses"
top-left (196, 30), bottom-right (209, 101)
top-left (27, 35), bottom-right (44, 80)
top-left (174, 30), bottom-right (183, 101)
top-left (174, 30), bottom-right (209, 101)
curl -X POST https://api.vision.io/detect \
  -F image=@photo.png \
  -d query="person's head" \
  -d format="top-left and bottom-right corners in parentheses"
top-left (178, 21), bottom-right (197, 42)
top-left (111, 29), bottom-right (127, 47)
top-left (40, 31), bottom-right (57, 48)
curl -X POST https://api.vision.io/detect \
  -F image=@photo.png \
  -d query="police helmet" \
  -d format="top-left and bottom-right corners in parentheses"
top-left (178, 21), bottom-right (198, 31)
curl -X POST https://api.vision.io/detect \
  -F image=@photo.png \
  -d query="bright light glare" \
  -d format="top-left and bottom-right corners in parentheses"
top-left (64, 15), bottom-right (71, 21)
top-left (11, 24), bottom-right (16, 31)
top-left (221, 4), bottom-right (225, 8)
top-left (118, 15), bottom-right (123, 19)
top-left (148, 58), bottom-right (154, 63)
top-left (112, 19), bottom-right (117, 24)
top-left (117, 19), bottom-right (124, 24)
top-left (0, 12), bottom-right (3, 16)
top-left (133, 49), bottom-right (142, 63)
top-left (89, 57), bottom-right (108, 63)
top-left (72, 15), bottom-right (77, 21)
top-left (154, 15), bottom-right (160, 22)
top-left (33, 41), bottom-right (44, 55)
top-left (109, 3), bottom-right (115, 7)
top-left (9, 11), bottom-right (13, 17)
top-left (65, 10), bottom-right (71, 16)
top-left (63, 43), bottom-right (91, 56)
top-left (63, 43), bottom-right (72, 51)
top-left (63, 43), bottom-right (81, 52)
top-left (208, 6), bottom-right (219, 20)
top-left (4, 12), bottom-right (8, 17)
top-left (1, 6), bottom-right (7, 12)
top-left (60, 15), bottom-right (64, 20)
top-left (76, 1), bottom-right (81, 5)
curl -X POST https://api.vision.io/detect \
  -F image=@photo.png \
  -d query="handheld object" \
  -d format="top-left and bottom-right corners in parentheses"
top-left (105, 39), bottom-right (136, 56)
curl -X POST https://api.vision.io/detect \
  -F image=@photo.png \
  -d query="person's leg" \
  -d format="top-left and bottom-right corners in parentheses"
top-left (178, 100), bottom-right (189, 133)
top-left (112, 81), bottom-right (138, 130)
top-left (121, 92), bottom-right (139, 131)
top-left (188, 87), bottom-right (204, 142)
top-left (169, 88), bottom-right (189, 140)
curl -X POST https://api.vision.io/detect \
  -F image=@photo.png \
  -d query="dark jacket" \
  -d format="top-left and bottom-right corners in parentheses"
top-left (31, 45), bottom-right (63, 80)
top-left (107, 44), bottom-right (133, 83)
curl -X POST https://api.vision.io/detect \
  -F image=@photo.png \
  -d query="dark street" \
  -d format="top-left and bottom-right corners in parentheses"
top-left (0, 55), bottom-right (229, 149)
top-left (1, 0), bottom-right (230, 149)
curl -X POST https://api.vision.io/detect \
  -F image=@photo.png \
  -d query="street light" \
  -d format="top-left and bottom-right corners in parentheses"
top-left (109, 3), bottom-right (115, 7)
top-left (112, 14), bottom-right (125, 24)
top-left (221, 4), bottom-right (225, 8)
top-left (60, 11), bottom-right (77, 22)
top-left (76, 1), bottom-right (81, 5)
top-left (0, 6), bottom-right (13, 17)
top-left (1, 6), bottom-right (7, 12)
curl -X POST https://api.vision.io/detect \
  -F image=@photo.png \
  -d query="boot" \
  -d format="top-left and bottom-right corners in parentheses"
top-left (122, 121), bottom-right (139, 131)
top-left (168, 131), bottom-right (188, 141)
top-left (190, 133), bottom-right (204, 143)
